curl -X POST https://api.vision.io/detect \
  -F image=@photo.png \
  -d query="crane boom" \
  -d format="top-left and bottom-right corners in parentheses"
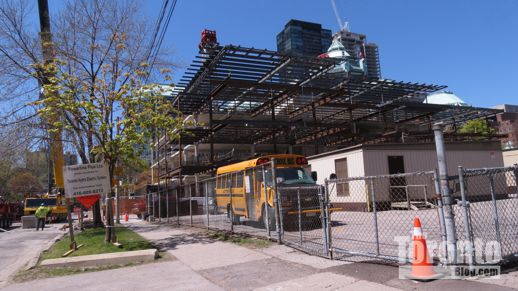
top-left (330, 0), bottom-right (344, 30)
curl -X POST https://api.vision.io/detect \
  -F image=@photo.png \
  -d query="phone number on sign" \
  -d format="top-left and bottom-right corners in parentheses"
top-left (73, 189), bottom-right (104, 196)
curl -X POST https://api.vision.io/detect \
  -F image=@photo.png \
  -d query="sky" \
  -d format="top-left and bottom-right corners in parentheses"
top-left (52, 0), bottom-right (518, 108)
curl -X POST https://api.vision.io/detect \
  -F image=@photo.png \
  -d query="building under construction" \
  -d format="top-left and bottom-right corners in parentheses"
top-left (149, 31), bottom-right (500, 215)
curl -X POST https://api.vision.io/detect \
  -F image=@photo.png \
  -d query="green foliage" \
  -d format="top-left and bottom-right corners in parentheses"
top-left (33, 36), bottom-right (186, 178)
top-left (459, 119), bottom-right (495, 135)
top-left (42, 227), bottom-right (153, 259)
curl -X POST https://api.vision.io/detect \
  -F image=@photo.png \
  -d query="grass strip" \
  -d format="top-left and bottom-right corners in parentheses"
top-left (42, 226), bottom-right (153, 260)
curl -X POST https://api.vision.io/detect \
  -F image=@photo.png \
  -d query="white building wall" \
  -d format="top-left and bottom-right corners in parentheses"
top-left (503, 149), bottom-right (518, 167)
top-left (308, 148), bottom-right (367, 204)
top-left (309, 143), bottom-right (505, 205)
top-left (363, 147), bottom-right (504, 200)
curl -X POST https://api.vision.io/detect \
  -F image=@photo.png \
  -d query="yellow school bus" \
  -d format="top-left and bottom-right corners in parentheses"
top-left (215, 154), bottom-right (322, 227)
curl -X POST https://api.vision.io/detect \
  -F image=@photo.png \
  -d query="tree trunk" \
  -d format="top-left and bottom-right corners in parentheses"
top-left (92, 200), bottom-right (103, 227)
top-left (105, 164), bottom-right (116, 243)
top-left (89, 147), bottom-right (104, 227)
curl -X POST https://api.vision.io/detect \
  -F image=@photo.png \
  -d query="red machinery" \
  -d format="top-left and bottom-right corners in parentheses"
top-left (0, 200), bottom-right (21, 229)
top-left (199, 29), bottom-right (218, 51)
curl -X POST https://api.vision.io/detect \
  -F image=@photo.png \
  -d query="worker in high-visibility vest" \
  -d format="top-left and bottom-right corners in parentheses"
top-left (35, 203), bottom-right (50, 231)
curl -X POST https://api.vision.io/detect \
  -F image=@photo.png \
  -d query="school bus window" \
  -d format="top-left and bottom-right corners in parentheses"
top-left (236, 172), bottom-right (243, 187)
top-left (255, 169), bottom-right (263, 183)
top-left (221, 174), bottom-right (227, 188)
top-left (230, 173), bottom-right (236, 188)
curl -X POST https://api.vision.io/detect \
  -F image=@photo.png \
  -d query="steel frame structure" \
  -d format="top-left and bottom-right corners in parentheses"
top-left (152, 44), bottom-right (500, 188)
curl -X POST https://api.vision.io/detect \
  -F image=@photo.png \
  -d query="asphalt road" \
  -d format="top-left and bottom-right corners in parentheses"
top-left (0, 222), bottom-right (64, 287)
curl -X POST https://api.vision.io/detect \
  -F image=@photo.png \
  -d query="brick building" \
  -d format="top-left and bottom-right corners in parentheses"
top-left (494, 104), bottom-right (518, 149)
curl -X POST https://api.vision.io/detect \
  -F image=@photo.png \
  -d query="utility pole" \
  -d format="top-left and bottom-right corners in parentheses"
top-left (38, 0), bottom-right (75, 249)
top-left (433, 123), bottom-right (456, 264)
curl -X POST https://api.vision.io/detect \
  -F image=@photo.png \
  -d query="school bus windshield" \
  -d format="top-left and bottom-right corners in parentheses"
top-left (265, 167), bottom-right (315, 185)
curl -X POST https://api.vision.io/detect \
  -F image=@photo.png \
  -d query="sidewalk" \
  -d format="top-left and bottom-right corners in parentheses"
top-left (127, 221), bottom-right (516, 291)
top-left (3, 220), bottom-right (517, 290)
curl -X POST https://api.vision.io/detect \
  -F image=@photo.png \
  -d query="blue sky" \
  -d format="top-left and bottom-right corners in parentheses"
top-left (56, 0), bottom-right (518, 108)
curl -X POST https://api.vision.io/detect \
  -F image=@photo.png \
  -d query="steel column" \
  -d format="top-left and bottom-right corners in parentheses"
top-left (433, 123), bottom-right (457, 264)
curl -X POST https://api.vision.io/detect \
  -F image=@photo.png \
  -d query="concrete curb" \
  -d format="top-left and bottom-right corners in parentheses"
top-left (40, 249), bottom-right (158, 268)
top-left (24, 232), bottom-right (66, 271)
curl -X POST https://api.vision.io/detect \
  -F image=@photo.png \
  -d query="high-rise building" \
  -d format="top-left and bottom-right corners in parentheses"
top-left (333, 30), bottom-right (381, 80)
top-left (277, 20), bottom-right (381, 80)
top-left (276, 19), bottom-right (332, 57)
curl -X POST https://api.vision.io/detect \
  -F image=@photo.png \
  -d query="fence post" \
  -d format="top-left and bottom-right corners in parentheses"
top-left (271, 159), bottom-right (282, 244)
top-left (433, 169), bottom-right (448, 263)
top-left (205, 180), bottom-right (210, 229)
top-left (115, 184), bottom-right (120, 224)
top-left (297, 187), bottom-right (302, 245)
top-left (433, 123), bottom-right (457, 264)
top-left (228, 175), bottom-right (234, 233)
top-left (189, 182), bottom-right (193, 227)
top-left (194, 175), bottom-right (200, 226)
top-left (369, 178), bottom-right (380, 257)
top-left (152, 193), bottom-right (156, 220)
top-left (323, 179), bottom-right (332, 258)
top-left (489, 174), bottom-right (502, 255)
top-left (158, 188), bottom-right (162, 223)
top-left (262, 165), bottom-right (270, 238)
top-left (166, 184), bottom-right (169, 223)
top-left (458, 166), bottom-right (475, 265)
top-left (146, 192), bottom-right (150, 221)
top-left (176, 188), bottom-right (180, 225)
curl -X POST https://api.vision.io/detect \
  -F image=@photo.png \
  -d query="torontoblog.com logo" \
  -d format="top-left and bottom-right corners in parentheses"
top-left (396, 217), bottom-right (502, 280)
top-left (395, 235), bottom-right (502, 280)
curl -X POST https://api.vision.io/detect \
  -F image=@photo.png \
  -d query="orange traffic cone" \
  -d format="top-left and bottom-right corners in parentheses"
top-left (124, 213), bottom-right (129, 222)
top-left (408, 217), bottom-right (442, 281)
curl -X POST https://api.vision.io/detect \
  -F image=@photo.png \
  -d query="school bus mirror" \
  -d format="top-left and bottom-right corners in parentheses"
top-left (311, 171), bottom-right (318, 181)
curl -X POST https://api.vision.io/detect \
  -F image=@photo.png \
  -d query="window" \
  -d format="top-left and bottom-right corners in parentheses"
top-left (236, 172), bottom-right (243, 187)
top-left (334, 158), bottom-right (349, 196)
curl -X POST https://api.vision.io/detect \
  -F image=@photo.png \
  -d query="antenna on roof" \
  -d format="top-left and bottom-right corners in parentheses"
top-left (330, 0), bottom-right (349, 32)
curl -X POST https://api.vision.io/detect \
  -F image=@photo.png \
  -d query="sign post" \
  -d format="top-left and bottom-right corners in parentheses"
top-left (65, 197), bottom-right (76, 250)
top-left (63, 163), bottom-right (111, 248)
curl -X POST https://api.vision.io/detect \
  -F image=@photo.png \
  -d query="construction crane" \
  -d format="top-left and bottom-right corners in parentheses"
top-left (330, 0), bottom-right (349, 32)
top-left (23, 0), bottom-right (69, 225)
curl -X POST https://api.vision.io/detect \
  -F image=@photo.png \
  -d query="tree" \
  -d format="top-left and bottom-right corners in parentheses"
top-left (34, 2), bottom-right (185, 242)
top-left (7, 171), bottom-right (44, 197)
top-left (0, 0), bottom-right (178, 230)
top-left (459, 119), bottom-right (495, 136)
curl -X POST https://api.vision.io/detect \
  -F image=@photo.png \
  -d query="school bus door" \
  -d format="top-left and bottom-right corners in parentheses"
top-left (244, 169), bottom-right (256, 219)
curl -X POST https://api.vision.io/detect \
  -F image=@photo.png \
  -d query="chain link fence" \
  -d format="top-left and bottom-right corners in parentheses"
top-left (325, 171), bottom-right (444, 263)
top-left (453, 165), bottom-right (518, 265)
top-left (144, 160), bottom-right (518, 265)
